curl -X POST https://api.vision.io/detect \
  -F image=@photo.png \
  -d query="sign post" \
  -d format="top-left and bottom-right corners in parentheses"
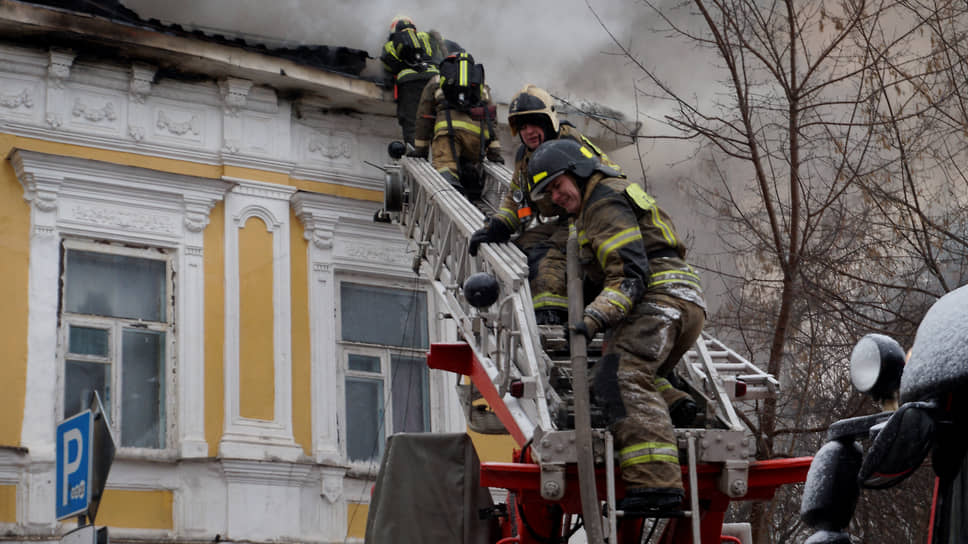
top-left (56, 391), bottom-right (116, 544)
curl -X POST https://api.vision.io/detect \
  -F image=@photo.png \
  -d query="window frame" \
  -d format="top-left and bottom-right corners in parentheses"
top-left (57, 238), bottom-right (176, 458)
top-left (336, 278), bottom-right (433, 467)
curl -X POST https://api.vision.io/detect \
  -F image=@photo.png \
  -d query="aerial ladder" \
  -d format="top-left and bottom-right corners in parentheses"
top-left (376, 154), bottom-right (812, 543)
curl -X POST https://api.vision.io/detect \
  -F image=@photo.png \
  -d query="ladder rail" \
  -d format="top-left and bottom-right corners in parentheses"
top-left (386, 156), bottom-right (792, 541)
top-left (693, 337), bottom-right (745, 431)
top-left (389, 157), bottom-right (554, 442)
top-left (681, 331), bottom-right (780, 428)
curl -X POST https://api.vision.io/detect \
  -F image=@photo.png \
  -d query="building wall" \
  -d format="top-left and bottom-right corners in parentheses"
top-left (0, 42), bottom-right (468, 543)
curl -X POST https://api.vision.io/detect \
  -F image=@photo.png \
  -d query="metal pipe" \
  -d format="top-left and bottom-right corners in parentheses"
top-left (687, 433), bottom-right (701, 544)
top-left (605, 431), bottom-right (617, 542)
top-left (567, 220), bottom-right (604, 544)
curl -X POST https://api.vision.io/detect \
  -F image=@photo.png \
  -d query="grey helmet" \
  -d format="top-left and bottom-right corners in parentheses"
top-left (526, 138), bottom-right (620, 200)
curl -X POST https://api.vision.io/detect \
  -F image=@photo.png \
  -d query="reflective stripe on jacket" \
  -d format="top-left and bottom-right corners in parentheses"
top-left (380, 31), bottom-right (439, 84)
top-left (574, 174), bottom-right (705, 329)
top-left (413, 75), bottom-right (500, 155)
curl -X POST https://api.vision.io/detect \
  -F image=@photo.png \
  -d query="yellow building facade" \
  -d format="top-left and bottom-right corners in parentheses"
top-left (0, 2), bottom-right (499, 542)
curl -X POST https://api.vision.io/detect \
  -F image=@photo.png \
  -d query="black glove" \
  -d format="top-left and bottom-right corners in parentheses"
top-left (572, 316), bottom-right (600, 342)
top-left (486, 150), bottom-right (505, 164)
top-left (535, 308), bottom-right (567, 326)
top-left (468, 219), bottom-right (512, 256)
top-left (407, 147), bottom-right (427, 158)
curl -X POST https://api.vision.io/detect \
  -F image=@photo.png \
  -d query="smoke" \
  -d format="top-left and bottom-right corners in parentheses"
top-left (118, 0), bottom-right (727, 302)
top-left (119, 0), bottom-right (664, 111)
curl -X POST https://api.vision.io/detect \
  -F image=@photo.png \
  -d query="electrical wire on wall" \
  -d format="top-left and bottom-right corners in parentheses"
top-left (343, 250), bottom-right (429, 542)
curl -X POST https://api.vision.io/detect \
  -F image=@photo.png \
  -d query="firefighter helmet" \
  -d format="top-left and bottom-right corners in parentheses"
top-left (527, 138), bottom-right (620, 200)
top-left (389, 14), bottom-right (414, 33)
top-left (508, 84), bottom-right (559, 138)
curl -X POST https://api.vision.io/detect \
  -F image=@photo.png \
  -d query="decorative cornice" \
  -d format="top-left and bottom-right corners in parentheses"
top-left (72, 97), bottom-right (117, 123)
top-left (46, 49), bottom-right (75, 88)
top-left (221, 459), bottom-right (313, 487)
top-left (9, 150), bottom-right (233, 237)
top-left (45, 112), bottom-right (62, 128)
top-left (69, 203), bottom-right (178, 235)
top-left (0, 88), bottom-right (33, 110)
top-left (219, 77), bottom-right (253, 116)
top-left (303, 215), bottom-right (338, 250)
top-left (128, 125), bottom-right (145, 142)
top-left (129, 62), bottom-right (156, 103)
top-left (10, 154), bottom-right (61, 213)
top-left (184, 196), bottom-right (218, 233)
top-left (291, 192), bottom-right (345, 250)
top-left (320, 469), bottom-right (346, 503)
top-left (225, 177), bottom-right (297, 201)
top-left (157, 110), bottom-right (200, 136)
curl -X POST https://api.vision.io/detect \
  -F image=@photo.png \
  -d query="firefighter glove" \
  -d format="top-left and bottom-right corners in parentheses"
top-left (486, 149), bottom-right (505, 164)
top-left (468, 218), bottom-right (512, 256)
top-left (407, 146), bottom-right (428, 158)
top-left (572, 316), bottom-right (600, 342)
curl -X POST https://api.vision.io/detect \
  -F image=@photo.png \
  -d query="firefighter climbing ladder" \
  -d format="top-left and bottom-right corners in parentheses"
top-left (381, 156), bottom-right (787, 543)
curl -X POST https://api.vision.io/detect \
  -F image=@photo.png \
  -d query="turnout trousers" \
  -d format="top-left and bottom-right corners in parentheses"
top-left (603, 292), bottom-right (705, 490)
top-left (431, 129), bottom-right (485, 197)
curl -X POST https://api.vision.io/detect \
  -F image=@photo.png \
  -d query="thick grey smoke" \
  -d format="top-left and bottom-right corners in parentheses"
top-left (120, 0), bottom-right (662, 110)
top-left (119, 0), bottom-right (727, 303)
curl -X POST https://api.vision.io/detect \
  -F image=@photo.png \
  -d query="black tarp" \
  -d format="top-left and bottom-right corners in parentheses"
top-left (364, 433), bottom-right (499, 543)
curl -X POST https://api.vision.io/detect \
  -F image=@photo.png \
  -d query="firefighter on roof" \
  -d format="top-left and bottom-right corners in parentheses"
top-left (468, 84), bottom-right (621, 326)
top-left (380, 15), bottom-right (443, 146)
top-left (527, 138), bottom-right (707, 514)
top-left (412, 52), bottom-right (503, 199)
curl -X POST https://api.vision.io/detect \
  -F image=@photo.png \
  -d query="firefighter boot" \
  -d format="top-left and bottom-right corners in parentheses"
top-left (440, 171), bottom-right (464, 195)
top-left (656, 376), bottom-right (699, 427)
top-left (616, 487), bottom-right (684, 517)
top-left (534, 308), bottom-right (567, 325)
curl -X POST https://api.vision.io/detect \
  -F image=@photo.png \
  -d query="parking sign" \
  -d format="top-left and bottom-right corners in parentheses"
top-left (56, 409), bottom-right (92, 520)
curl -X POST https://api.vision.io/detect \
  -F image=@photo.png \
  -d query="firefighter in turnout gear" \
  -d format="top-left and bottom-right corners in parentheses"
top-left (412, 52), bottom-right (502, 200)
top-left (468, 84), bottom-right (622, 326)
top-left (380, 15), bottom-right (443, 146)
top-left (527, 138), bottom-right (707, 514)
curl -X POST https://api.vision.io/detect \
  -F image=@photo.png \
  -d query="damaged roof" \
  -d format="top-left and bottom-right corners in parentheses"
top-left (0, 0), bottom-right (389, 111)
top-left (17, 0), bottom-right (371, 76)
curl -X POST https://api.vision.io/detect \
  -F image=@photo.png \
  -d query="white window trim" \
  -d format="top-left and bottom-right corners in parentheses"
top-left (58, 239), bottom-right (175, 456)
top-left (11, 149), bottom-right (231, 466)
top-left (292, 191), bottom-right (466, 471)
top-left (335, 276), bottom-right (436, 471)
top-left (340, 339), bottom-right (431, 462)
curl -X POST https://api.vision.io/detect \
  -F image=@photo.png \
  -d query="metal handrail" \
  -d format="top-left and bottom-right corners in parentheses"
top-left (386, 157), bottom-right (554, 440)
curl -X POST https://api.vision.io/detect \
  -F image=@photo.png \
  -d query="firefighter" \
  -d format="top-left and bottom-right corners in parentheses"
top-left (380, 15), bottom-right (442, 146)
top-left (468, 84), bottom-right (622, 326)
top-left (411, 51), bottom-right (503, 200)
top-left (527, 138), bottom-right (707, 513)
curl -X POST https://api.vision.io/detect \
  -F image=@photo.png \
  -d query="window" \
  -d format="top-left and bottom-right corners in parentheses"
top-left (60, 241), bottom-right (172, 450)
top-left (339, 282), bottom-right (430, 462)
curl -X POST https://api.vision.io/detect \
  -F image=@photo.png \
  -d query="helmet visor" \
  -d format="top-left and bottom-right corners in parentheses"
top-left (529, 169), bottom-right (565, 201)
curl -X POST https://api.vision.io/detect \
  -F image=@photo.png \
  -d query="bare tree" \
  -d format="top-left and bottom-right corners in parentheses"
top-left (589, 0), bottom-right (968, 541)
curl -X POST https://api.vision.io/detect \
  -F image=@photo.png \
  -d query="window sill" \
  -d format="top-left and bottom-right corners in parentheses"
top-left (344, 462), bottom-right (384, 480)
top-left (114, 448), bottom-right (180, 464)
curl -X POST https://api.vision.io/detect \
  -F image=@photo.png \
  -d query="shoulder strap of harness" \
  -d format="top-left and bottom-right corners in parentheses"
top-left (444, 107), bottom-right (462, 177)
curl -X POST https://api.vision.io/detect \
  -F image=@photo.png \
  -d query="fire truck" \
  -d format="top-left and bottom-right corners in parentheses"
top-left (799, 285), bottom-right (968, 543)
top-left (366, 149), bottom-right (812, 543)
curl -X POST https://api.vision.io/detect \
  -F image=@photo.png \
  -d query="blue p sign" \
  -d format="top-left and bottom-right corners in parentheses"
top-left (56, 410), bottom-right (92, 520)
